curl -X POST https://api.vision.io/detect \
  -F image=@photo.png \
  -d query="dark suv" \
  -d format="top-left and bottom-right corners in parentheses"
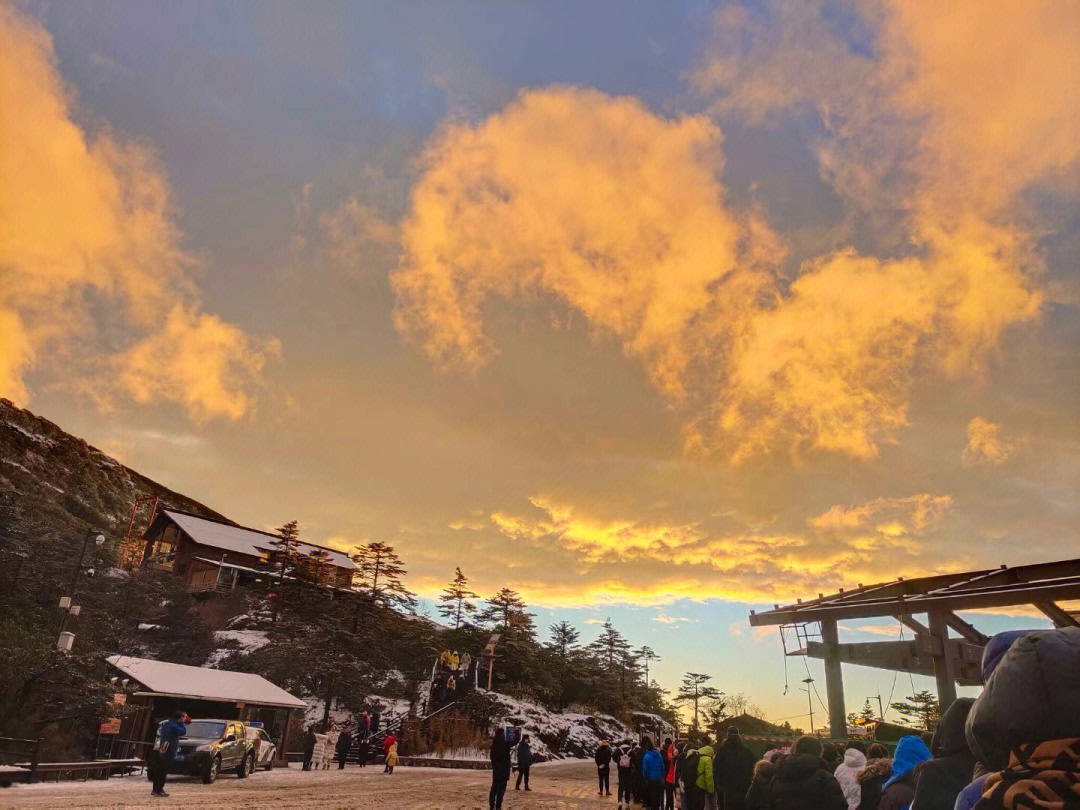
top-left (159, 719), bottom-right (254, 783)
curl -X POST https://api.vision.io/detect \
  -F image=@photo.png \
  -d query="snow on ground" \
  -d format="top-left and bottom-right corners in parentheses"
top-left (204, 630), bottom-right (271, 667)
top-left (483, 691), bottom-right (668, 761)
top-left (302, 695), bottom-right (411, 729)
top-left (3, 758), bottom-right (609, 809)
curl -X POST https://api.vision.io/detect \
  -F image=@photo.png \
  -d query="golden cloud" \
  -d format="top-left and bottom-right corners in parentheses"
top-left (392, 78), bottom-right (1044, 460)
top-left (0, 4), bottom-right (277, 419)
top-left (474, 493), bottom-right (952, 606)
top-left (963, 417), bottom-right (1015, 466)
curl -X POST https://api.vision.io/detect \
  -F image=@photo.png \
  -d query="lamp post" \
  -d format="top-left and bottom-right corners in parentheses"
top-left (70, 529), bottom-right (106, 594)
top-left (802, 677), bottom-right (815, 734)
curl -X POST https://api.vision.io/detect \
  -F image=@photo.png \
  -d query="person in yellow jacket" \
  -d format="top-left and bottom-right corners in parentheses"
top-left (696, 744), bottom-right (717, 810)
top-left (384, 741), bottom-right (399, 775)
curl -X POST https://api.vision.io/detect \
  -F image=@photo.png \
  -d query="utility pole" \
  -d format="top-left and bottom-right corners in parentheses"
top-left (802, 677), bottom-right (815, 734)
top-left (875, 694), bottom-right (884, 721)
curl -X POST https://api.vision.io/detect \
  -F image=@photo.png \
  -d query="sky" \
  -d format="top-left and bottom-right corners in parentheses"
top-left (2, 0), bottom-right (1078, 725)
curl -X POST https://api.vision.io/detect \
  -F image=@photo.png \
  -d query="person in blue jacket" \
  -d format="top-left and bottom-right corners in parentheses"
top-left (877, 735), bottom-right (932, 810)
top-left (151, 710), bottom-right (187, 797)
top-left (641, 737), bottom-right (666, 810)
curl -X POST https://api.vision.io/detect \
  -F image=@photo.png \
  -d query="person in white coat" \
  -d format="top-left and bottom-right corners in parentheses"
top-left (833, 741), bottom-right (868, 810)
top-left (311, 731), bottom-right (328, 772)
top-left (322, 725), bottom-right (339, 770)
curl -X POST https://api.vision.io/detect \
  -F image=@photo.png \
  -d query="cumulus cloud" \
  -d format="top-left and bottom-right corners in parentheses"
top-left (392, 77), bottom-right (1045, 459)
top-left (0, 4), bottom-right (278, 419)
top-left (963, 417), bottom-right (1015, 466)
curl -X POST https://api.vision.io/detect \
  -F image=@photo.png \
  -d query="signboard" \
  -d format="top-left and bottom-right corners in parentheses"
top-left (112, 693), bottom-right (126, 705)
top-left (99, 718), bottom-right (122, 735)
top-left (504, 725), bottom-right (519, 745)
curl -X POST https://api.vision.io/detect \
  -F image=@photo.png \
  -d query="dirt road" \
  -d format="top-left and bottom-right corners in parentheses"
top-left (4, 759), bottom-right (615, 809)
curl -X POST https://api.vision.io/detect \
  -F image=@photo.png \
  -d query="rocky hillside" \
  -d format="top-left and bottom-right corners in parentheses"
top-left (0, 398), bottom-right (225, 555)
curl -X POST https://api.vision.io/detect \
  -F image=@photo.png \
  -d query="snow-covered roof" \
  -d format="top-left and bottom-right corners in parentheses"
top-left (107, 655), bottom-right (307, 710)
top-left (163, 510), bottom-right (356, 571)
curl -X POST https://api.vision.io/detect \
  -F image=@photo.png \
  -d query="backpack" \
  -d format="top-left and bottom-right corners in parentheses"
top-left (619, 751), bottom-right (631, 768)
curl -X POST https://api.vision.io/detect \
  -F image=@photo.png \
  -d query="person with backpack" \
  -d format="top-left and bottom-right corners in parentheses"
top-left (642, 737), bottom-right (666, 810)
top-left (681, 744), bottom-right (704, 810)
top-left (617, 742), bottom-right (635, 809)
top-left (695, 740), bottom-right (717, 810)
top-left (595, 739), bottom-right (613, 797)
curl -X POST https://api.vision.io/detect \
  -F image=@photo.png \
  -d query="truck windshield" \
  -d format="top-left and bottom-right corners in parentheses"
top-left (184, 721), bottom-right (226, 738)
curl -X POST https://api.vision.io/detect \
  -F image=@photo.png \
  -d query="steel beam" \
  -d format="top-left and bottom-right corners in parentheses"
top-left (820, 620), bottom-right (847, 740)
top-left (928, 611), bottom-right (958, 711)
top-left (1035, 601), bottom-right (1080, 629)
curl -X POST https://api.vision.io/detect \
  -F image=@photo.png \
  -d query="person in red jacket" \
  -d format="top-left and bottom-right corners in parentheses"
top-left (382, 732), bottom-right (397, 773)
top-left (663, 737), bottom-right (677, 810)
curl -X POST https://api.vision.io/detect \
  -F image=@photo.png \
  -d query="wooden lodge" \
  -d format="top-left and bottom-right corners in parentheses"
top-left (140, 509), bottom-right (358, 592)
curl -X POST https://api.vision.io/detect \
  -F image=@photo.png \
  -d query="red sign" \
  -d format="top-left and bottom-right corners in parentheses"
top-left (99, 718), bottom-right (122, 735)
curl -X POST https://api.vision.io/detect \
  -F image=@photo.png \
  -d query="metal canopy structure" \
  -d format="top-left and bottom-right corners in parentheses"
top-left (748, 558), bottom-right (1080, 739)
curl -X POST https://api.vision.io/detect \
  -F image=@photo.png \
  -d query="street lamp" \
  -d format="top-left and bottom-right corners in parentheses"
top-left (70, 529), bottom-right (106, 594)
top-left (801, 677), bottom-right (815, 734)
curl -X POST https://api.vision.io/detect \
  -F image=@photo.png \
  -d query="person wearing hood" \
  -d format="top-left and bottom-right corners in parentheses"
top-left (744, 754), bottom-right (778, 810)
top-left (961, 627), bottom-right (1080, 810)
top-left (642, 737), bottom-right (666, 810)
top-left (767, 735), bottom-right (846, 810)
top-left (908, 698), bottom-right (976, 810)
top-left (662, 737), bottom-right (677, 810)
top-left (834, 741), bottom-right (868, 810)
top-left (714, 727), bottom-right (757, 810)
top-left (616, 742), bottom-right (634, 809)
top-left (681, 744), bottom-right (705, 810)
top-left (695, 741), bottom-right (717, 810)
top-left (489, 728), bottom-right (511, 810)
top-left (877, 735), bottom-right (932, 810)
top-left (856, 744), bottom-right (892, 810)
top-left (514, 734), bottom-right (533, 791)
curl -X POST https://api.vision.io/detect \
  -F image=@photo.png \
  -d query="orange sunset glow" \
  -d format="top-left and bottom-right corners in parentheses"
top-left (2, 0), bottom-right (1078, 724)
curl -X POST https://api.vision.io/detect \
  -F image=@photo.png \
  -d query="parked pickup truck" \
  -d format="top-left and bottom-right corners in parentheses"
top-left (149, 719), bottom-right (254, 783)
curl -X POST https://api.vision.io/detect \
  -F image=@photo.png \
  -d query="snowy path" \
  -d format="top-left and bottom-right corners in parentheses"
top-left (3, 758), bottom-right (614, 809)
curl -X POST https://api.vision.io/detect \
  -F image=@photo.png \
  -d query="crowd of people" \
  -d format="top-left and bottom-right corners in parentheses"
top-left (299, 701), bottom-right (386, 771)
top-left (433, 648), bottom-right (475, 709)
top-left (582, 627), bottom-right (1078, 810)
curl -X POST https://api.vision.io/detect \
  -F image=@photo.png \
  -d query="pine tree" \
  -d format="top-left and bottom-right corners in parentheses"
top-left (269, 520), bottom-right (301, 624)
top-left (639, 645), bottom-right (660, 685)
top-left (437, 567), bottom-right (478, 628)
top-left (675, 672), bottom-right (720, 732)
top-left (478, 588), bottom-right (530, 630)
top-left (591, 617), bottom-right (630, 673)
top-left (548, 621), bottom-right (581, 665)
top-left (305, 547), bottom-right (333, 586)
top-left (890, 690), bottom-right (941, 731)
top-left (350, 541), bottom-right (415, 632)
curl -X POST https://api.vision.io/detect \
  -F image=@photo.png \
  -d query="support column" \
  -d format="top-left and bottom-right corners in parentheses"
top-left (927, 611), bottom-right (958, 712)
top-left (820, 619), bottom-right (847, 740)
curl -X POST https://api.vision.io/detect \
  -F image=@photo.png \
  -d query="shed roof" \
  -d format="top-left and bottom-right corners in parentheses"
top-left (163, 510), bottom-right (356, 571)
top-left (107, 655), bottom-right (307, 710)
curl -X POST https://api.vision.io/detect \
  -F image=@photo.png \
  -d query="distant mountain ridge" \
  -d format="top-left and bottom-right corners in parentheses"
top-left (0, 398), bottom-right (226, 551)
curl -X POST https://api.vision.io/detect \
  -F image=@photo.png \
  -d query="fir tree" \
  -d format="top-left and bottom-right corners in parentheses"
top-left (437, 567), bottom-right (478, 628)
top-left (548, 621), bottom-right (581, 665)
top-left (587, 619), bottom-right (631, 674)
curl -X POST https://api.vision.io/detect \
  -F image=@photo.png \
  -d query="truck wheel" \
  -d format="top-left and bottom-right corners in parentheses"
top-left (203, 756), bottom-right (219, 784)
